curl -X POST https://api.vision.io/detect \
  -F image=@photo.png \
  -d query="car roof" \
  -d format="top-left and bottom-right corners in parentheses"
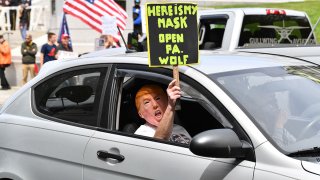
top-left (80, 47), bottom-right (127, 58)
top-left (192, 51), bottom-right (314, 74)
top-left (40, 50), bottom-right (314, 76)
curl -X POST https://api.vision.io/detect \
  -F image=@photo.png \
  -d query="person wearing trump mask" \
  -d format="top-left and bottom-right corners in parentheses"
top-left (134, 80), bottom-right (191, 144)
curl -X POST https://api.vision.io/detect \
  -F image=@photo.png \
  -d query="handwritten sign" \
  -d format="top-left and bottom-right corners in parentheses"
top-left (101, 15), bottom-right (117, 36)
top-left (95, 38), bottom-right (105, 51)
top-left (57, 50), bottom-right (79, 60)
top-left (146, 3), bottom-right (198, 67)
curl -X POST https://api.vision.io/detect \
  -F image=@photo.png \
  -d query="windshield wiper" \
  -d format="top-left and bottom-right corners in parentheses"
top-left (288, 147), bottom-right (320, 157)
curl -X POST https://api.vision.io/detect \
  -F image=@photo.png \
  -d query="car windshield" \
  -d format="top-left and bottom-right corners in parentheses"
top-left (210, 65), bottom-right (320, 153)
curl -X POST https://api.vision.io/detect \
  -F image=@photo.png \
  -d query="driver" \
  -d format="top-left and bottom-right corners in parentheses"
top-left (272, 109), bottom-right (296, 146)
top-left (249, 90), bottom-right (295, 147)
top-left (134, 80), bottom-right (191, 144)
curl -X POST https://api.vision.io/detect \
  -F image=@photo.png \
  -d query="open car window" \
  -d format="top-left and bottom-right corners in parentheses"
top-left (114, 68), bottom-right (231, 143)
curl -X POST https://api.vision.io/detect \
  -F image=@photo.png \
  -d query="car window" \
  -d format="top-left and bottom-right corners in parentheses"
top-left (239, 15), bottom-right (315, 47)
top-left (109, 68), bottom-right (230, 145)
top-left (199, 15), bottom-right (228, 50)
top-left (211, 66), bottom-right (320, 152)
top-left (34, 68), bottom-right (106, 127)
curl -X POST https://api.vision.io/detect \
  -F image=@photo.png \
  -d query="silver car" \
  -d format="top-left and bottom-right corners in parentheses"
top-left (1, 49), bottom-right (320, 179)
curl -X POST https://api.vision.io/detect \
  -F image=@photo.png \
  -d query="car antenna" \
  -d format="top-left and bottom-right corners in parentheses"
top-left (305, 16), bottom-right (320, 45)
top-left (117, 26), bottom-right (136, 53)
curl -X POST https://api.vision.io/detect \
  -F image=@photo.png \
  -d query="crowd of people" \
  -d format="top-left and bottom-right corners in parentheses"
top-left (0, 0), bottom-right (31, 40)
top-left (0, 0), bottom-right (140, 90)
top-left (0, 25), bottom-right (119, 90)
top-left (0, 0), bottom-right (31, 90)
top-left (0, 31), bottom-right (73, 90)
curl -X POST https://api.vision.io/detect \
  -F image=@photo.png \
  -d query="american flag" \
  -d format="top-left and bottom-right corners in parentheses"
top-left (63, 0), bottom-right (128, 40)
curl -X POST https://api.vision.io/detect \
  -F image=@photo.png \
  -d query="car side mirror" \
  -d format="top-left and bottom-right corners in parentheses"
top-left (189, 129), bottom-right (252, 158)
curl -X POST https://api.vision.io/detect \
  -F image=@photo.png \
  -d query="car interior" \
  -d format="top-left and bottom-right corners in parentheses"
top-left (34, 68), bottom-right (227, 139)
top-left (219, 71), bottom-right (320, 141)
top-left (35, 72), bottom-right (102, 127)
top-left (118, 76), bottom-right (225, 138)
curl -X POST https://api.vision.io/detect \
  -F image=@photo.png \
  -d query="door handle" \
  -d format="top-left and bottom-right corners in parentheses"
top-left (97, 150), bottom-right (125, 162)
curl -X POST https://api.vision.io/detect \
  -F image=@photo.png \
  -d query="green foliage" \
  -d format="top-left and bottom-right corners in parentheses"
top-left (214, 1), bottom-right (320, 42)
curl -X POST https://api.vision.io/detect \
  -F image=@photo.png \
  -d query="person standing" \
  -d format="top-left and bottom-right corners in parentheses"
top-left (0, 35), bottom-right (11, 90)
top-left (101, 34), bottom-right (119, 49)
top-left (18, 2), bottom-right (29, 40)
top-left (57, 34), bottom-right (72, 52)
top-left (133, 0), bottom-right (142, 35)
top-left (8, 0), bottom-right (20, 31)
top-left (0, 0), bottom-right (10, 31)
top-left (40, 32), bottom-right (57, 67)
top-left (21, 34), bottom-right (37, 84)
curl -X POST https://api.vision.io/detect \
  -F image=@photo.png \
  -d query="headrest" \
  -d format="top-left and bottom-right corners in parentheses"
top-left (55, 85), bottom-right (93, 103)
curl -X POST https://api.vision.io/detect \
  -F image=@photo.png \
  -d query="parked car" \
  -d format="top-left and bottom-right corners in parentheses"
top-left (199, 8), bottom-right (320, 63)
top-left (198, 8), bottom-right (318, 50)
top-left (0, 50), bottom-right (320, 179)
top-left (133, 8), bottom-right (320, 63)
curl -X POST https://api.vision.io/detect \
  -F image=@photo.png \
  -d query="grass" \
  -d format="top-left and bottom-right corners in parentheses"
top-left (214, 0), bottom-right (320, 42)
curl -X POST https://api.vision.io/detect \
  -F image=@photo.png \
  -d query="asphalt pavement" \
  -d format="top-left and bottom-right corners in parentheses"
top-left (0, 86), bottom-right (20, 107)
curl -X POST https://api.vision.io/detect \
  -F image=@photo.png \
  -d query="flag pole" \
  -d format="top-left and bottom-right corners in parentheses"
top-left (58, 12), bottom-right (66, 45)
top-left (173, 65), bottom-right (179, 87)
top-left (58, 12), bottom-right (73, 51)
top-left (117, 26), bottom-right (135, 53)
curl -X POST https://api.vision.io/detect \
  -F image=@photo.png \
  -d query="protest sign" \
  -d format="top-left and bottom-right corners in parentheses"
top-left (101, 16), bottom-right (118, 36)
top-left (146, 3), bottom-right (198, 67)
top-left (57, 50), bottom-right (79, 60)
top-left (95, 38), bottom-right (105, 51)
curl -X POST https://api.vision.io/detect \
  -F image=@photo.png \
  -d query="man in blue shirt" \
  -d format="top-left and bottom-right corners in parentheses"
top-left (40, 32), bottom-right (58, 67)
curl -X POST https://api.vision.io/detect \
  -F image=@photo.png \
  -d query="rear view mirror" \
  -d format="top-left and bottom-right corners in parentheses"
top-left (189, 129), bottom-right (252, 158)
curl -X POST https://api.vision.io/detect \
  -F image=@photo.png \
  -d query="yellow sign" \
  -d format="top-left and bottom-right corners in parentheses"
top-left (146, 3), bottom-right (199, 67)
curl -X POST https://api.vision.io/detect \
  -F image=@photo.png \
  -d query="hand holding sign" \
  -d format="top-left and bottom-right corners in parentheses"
top-left (167, 79), bottom-right (181, 105)
top-left (146, 3), bottom-right (198, 110)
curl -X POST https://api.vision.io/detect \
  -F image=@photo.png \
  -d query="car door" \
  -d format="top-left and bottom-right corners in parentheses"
top-left (0, 65), bottom-right (108, 180)
top-left (84, 131), bottom-right (255, 180)
top-left (83, 64), bottom-right (255, 179)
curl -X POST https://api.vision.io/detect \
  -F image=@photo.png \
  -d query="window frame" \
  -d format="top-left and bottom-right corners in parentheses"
top-left (198, 14), bottom-right (229, 49)
top-left (31, 64), bottom-right (112, 130)
top-left (99, 63), bottom-right (253, 150)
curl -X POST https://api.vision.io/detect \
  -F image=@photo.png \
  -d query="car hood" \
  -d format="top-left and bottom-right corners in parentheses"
top-left (301, 159), bottom-right (320, 176)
